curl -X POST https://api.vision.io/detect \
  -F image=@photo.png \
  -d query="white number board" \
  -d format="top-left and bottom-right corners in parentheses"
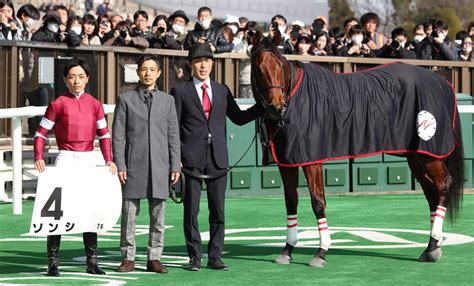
top-left (29, 167), bottom-right (122, 235)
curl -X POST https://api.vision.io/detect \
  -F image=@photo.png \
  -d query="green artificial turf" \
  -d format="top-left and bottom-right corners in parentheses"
top-left (0, 194), bottom-right (473, 285)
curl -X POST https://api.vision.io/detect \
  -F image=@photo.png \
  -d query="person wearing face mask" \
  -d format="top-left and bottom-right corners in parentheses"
top-left (377, 27), bottom-right (416, 59)
top-left (64, 15), bottom-right (83, 47)
top-left (16, 4), bottom-right (40, 41)
top-left (148, 15), bottom-right (181, 50)
top-left (183, 6), bottom-right (233, 53)
top-left (340, 24), bottom-right (375, 58)
top-left (103, 20), bottom-right (149, 48)
top-left (416, 19), bottom-right (456, 61)
top-left (167, 10), bottom-right (189, 45)
top-left (268, 14), bottom-right (289, 47)
top-left (458, 35), bottom-right (473, 62)
top-left (32, 13), bottom-right (64, 43)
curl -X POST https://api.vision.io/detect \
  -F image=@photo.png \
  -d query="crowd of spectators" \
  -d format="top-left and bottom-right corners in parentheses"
top-left (0, 0), bottom-right (473, 61)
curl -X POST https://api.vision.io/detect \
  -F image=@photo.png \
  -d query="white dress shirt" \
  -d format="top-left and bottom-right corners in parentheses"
top-left (192, 76), bottom-right (213, 105)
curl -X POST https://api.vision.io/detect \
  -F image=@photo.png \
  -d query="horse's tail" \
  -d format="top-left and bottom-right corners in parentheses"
top-left (444, 111), bottom-right (464, 222)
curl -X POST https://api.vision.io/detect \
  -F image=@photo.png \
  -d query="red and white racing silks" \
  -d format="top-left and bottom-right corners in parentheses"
top-left (34, 92), bottom-right (112, 163)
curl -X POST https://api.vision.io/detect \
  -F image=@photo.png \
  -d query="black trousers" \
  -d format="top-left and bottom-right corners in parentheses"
top-left (183, 144), bottom-right (227, 260)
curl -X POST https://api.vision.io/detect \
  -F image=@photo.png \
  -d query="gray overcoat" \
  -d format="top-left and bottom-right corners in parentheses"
top-left (112, 85), bottom-right (181, 199)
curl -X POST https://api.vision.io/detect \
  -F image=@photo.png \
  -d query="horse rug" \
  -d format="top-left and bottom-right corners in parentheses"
top-left (269, 62), bottom-right (457, 167)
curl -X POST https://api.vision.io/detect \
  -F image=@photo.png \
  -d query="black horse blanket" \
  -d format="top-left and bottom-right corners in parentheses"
top-left (269, 62), bottom-right (457, 167)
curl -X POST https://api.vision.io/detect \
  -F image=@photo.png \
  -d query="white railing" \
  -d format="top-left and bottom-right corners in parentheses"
top-left (0, 104), bottom-right (473, 215)
top-left (0, 105), bottom-right (115, 215)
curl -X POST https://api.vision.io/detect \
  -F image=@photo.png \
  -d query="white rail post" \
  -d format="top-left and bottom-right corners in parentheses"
top-left (11, 116), bottom-right (23, 215)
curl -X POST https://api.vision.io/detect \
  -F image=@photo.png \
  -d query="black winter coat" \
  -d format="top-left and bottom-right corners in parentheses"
top-left (183, 23), bottom-right (232, 53)
top-left (31, 27), bottom-right (61, 43)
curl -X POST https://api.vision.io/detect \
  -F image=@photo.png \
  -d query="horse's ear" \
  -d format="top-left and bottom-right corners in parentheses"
top-left (251, 30), bottom-right (263, 47)
top-left (271, 30), bottom-right (282, 47)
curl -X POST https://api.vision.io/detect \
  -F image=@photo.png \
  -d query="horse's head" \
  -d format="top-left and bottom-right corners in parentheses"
top-left (250, 31), bottom-right (290, 118)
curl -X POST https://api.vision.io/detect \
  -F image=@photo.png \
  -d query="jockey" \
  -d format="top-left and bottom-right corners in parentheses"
top-left (34, 57), bottom-right (117, 277)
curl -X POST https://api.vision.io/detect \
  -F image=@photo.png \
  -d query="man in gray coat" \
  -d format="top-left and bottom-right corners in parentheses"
top-left (112, 54), bottom-right (181, 274)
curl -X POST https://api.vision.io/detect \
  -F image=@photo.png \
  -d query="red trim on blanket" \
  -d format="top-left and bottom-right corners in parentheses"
top-left (265, 63), bottom-right (459, 168)
top-left (288, 69), bottom-right (304, 99)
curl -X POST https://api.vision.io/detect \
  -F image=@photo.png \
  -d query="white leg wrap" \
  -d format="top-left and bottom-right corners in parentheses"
top-left (318, 218), bottom-right (331, 251)
top-left (286, 214), bottom-right (298, 246)
top-left (431, 206), bottom-right (446, 244)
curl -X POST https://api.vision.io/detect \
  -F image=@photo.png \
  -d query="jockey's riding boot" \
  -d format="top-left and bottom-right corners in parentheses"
top-left (83, 232), bottom-right (106, 275)
top-left (47, 235), bottom-right (61, 276)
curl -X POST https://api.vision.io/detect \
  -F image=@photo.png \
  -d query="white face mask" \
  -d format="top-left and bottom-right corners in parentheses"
top-left (233, 37), bottom-right (242, 45)
top-left (352, 35), bottom-right (363, 45)
top-left (413, 35), bottom-right (425, 43)
top-left (454, 39), bottom-right (462, 45)
top-left (278, 25), bottom-right (286, 35)
top-left (199, 19), bottom-right (211, 29)
top-left (229, 25), bottom-right (238, 35)
top-left (47, 23), bottom-right (59, 33)
top-left (172, 24), bottom-right (184, 34)
top-left (70, 26), bottom-right (82, 35)
top-left (464, 47), bottom-right (472, 54)
top-left (26, 18), bottom-right (34, 27)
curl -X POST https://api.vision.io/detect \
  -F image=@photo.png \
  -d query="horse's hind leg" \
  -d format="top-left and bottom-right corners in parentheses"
top-left (275, 166), bottom-right (299, 264)
top-left (408, 154), bottom-right (452, 262)
top-left (303, 164), bottom-right (330, 268)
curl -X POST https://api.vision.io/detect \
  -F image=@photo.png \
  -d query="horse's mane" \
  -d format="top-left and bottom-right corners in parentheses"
top-left (250, 36), bottom-right (288, 66)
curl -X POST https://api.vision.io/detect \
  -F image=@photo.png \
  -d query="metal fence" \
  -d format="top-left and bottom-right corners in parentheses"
top-left (1, 40), bottom-right (473, 137)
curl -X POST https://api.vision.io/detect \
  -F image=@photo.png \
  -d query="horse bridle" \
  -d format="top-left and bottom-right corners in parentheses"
top-left (252, 48), bottom-right (297, 146)
top-left (252, 48), bottom-right (294, 117)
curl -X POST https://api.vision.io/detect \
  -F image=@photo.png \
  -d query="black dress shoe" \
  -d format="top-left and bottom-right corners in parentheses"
top-left (207, 258), bottom-right (229, 270)
top-left (86, 262), bottom-right (106, 275)
top-left (47, 263), bottom-right (60, 277)
top-left (186, 258), bottom-right (201, 271)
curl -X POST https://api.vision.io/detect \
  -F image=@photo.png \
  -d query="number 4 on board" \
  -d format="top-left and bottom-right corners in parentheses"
top-left (41, 187), bottom-right (64, 220)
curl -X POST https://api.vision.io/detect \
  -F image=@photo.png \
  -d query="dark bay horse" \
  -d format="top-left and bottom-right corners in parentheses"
top-left (250, 32), bottom-right (464, 267)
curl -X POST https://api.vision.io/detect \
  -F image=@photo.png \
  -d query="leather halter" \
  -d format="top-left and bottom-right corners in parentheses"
top-left (251, 48), bottom-right (295, 118)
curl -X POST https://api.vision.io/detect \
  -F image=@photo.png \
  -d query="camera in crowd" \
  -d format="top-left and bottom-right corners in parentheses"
top-left (361, 32), bottom-right (371, 45)
top-left (271, 22), bottom-right (279, 31)
top-left (390, 39), bottom-right (400, 50)
top-left (335, 39), bottom-right (344, 47)
top-left (119, 29), bottom-right (128, 39)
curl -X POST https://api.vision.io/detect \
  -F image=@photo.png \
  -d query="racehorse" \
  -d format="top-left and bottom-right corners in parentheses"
top-left (250, 32), bottom-right (464, 267)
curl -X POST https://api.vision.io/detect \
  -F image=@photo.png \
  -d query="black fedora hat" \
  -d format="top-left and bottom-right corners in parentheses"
top-left (188, 42), bottom-right (214, 61)
top-left (169, 10), bottom-right (189, 24)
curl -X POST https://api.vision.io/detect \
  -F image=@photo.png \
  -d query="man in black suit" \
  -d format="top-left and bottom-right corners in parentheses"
top-left (171, 43), bottom-right (264, 271)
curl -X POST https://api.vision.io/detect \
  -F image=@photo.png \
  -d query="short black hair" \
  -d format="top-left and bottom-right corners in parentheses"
top-left (435, 19), bottom-right (448, 31)
top-left (63, 58), bottom-right (90, 77)
top-left (198, 6), bottom-right (212, 16)
top-left (391, 27), bottom-right (407, 39)
top-left (455, 30), bottom-right (468, 41)
top-left (17, 4), bottom-right (40, 20)
top-left (329, 27), bottom-right (344, 39)
top-left (133, 10), bottom-right (148, 21)
top-left (137, 54), bottom-right (161, 70)
top-left (271, 14), bottom-right (287, 24)
top-left (360, 12), bottom-right (380, 27)
top-left (349, 24), bottom-right (364, 37)
top-left (423, 19), bottom-right (436, 31)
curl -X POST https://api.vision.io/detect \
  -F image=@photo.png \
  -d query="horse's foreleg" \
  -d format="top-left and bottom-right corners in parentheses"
top-left (304, 164), bottom-right (329, 267)
top-left (408, 154), bottom-right (451, 262)
top-left (275, 166), bottom-right (299, 264)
